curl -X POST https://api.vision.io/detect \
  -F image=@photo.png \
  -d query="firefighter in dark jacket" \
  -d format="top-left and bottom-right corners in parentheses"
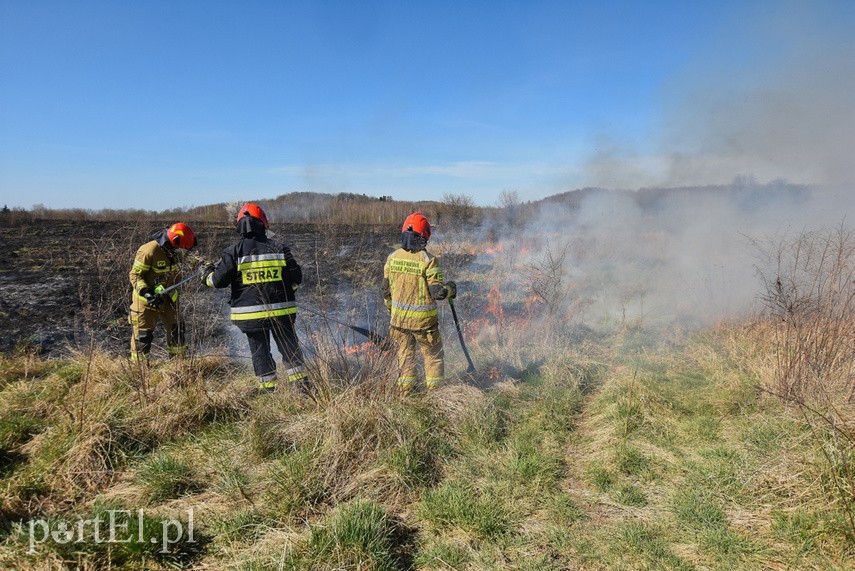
top-left (129, 222), bottom-right (197, 363)
top-left (201, 203), bottom-right (310, 393)
top-left (383, 213), bottom-right (456, 394)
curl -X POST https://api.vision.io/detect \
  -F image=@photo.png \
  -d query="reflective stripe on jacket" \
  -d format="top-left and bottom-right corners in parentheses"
top-left (129, 231), bottom-right (180, 312)
top-left (384, 248), bottom-right (444, 330)
top-left (207, 234), bottom-right (302, 322)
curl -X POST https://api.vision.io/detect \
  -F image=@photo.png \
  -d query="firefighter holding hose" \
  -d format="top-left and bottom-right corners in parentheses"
top-left (383, 213), bottom-right (456, 394)
top-left (128, 222), bottom-right (197, 363)
top-left (200, 203), bottom-right (311, 394)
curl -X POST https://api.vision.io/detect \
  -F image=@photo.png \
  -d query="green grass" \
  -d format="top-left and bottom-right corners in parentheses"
top-left (587, 465), bottom-right (615, 491)
top-left (672, 487), bottom-right (728, 529)
top-left (615, 521), bottom-right (696, 570)
top-left (614, 483), bottom-right (648, 507)
top-left (504, 427), bottom-right (564, 489)
top-left (419, 480), bottom-right (513, 541)
top-left (136, 452), bottom-right (203, 503)
top-left (414, 538), bottom-right (469, 569)
top-left (290, 500), bottom-right (409, 570)
top-left (614, 443), bottom-right (651, 477)
top-left (207, 508), bottom-right (273, 544)
top-left (264, 444), bottom-right (330, 518)
top-left (457, 399), bottom-right (508, 448)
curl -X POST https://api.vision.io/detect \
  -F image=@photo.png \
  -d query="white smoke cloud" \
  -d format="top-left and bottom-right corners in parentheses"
top-left (585, 1), bottom-right (855, 189)
top-left (475, 181), bottom-right (852, 330)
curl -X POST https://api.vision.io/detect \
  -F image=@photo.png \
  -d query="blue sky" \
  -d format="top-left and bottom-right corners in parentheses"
top-left (1, 0), bottom-right (852, 210)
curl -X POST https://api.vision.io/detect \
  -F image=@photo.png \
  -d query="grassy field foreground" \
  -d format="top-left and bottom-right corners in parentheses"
top-left (0, 325), bottom-right (852, 570)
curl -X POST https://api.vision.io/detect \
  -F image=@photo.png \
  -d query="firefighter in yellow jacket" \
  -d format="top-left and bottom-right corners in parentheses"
top-left (128, 222), bottom-right (197, 363)
top-left (383, 213), bottom-right (456, 393)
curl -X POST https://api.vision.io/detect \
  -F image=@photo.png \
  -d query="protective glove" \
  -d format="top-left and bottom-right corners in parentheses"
top-left (140, 287), bottom-right (163, 309)
top-left (154, 284), bottom-right (178, 304)
top-left (443, 281), bottom-right (457, 300)
top-left (200, 263), bottom-right (216, 286)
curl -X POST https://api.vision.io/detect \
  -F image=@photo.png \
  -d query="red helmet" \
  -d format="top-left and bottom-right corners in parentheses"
top-left (166, 222), bottom-right (196, 250)
top-left (402, 212), bottom-right (431, 241)
top-left (237, 202), bottom-right (269, 229)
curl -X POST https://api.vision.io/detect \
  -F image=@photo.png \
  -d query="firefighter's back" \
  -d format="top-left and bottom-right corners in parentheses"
top-left (385, 247), bottom-right (439, 331)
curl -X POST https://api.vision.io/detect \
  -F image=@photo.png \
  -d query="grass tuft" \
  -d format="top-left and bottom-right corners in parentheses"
top-left (136, 452), bottom-right (203, 503)
top-left (296, 500), bottom-right (410, 570)
top-left (418, 480), bottom-right (513, 541)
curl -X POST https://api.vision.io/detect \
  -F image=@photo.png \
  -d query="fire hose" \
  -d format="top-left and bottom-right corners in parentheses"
top-left (152, 261), bottom-right (220, 300)
top-left (298, 301), bottom-right (476, 372)
top-left (297, 304), bottom-right (392, 350)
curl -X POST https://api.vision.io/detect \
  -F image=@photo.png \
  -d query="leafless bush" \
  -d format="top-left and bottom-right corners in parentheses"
top-left (297, 306), bottom-right (398, 402)
top-left (437, 193), bottom-right (478, 230)
top-left (527, 243), bottom-right (570, 317)
top-left (756, 224), bottom-right (855, 401)
top-left (495, 189), bottom-right (528, 229)
top-left (755, 224), bottom-right (855, 536)
top-left (76, 222), bottom-right (151, 348)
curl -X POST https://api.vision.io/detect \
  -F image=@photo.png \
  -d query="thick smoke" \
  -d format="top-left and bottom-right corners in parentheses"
top-left (585, 2), bottom-right (855, 189)
top-left (509, 3), bottom-right (855, 329)
top-left (458, 181), bottom-right (853, 331)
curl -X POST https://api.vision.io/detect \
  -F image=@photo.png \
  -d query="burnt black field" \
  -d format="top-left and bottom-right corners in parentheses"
top-left (0, 218), bottom-right (399, 355)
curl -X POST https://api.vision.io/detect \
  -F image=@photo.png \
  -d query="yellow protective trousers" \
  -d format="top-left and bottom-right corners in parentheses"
top-left (129, 305), bottom-right (186, 362)
top-left (390, 325), bottom-right (444, 393)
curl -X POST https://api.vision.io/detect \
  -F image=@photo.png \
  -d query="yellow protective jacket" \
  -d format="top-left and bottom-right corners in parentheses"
top-left (129, 230), bottom-right (181, 312)
top-left (383, 247), bottom-right (447, 330)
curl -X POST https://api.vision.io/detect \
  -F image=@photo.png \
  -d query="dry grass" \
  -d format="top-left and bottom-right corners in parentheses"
top-left (748, 226), bottom-right (855, 539)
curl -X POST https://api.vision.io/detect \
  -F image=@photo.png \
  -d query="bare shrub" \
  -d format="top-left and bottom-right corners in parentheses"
top-left (438, 193), bottom-right (478, 229)
top-left (298, 310), bottom-right (398, 402)
top-left (756, 224), bottom-right (855, 401)
top-left (527, 243), bottom-right (570, 317)
top-left (76, 221), bottom-right (151, 348)
top-left (755, 224), bottom-right (855, 537)
top-left (496, 189), bottom-right (528, 229)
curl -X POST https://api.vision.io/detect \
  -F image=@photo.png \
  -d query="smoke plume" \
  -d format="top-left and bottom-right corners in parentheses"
top-left (586, 1), bottom-right (855, 189)
top-left (514, 3), bottom-right (855, 329)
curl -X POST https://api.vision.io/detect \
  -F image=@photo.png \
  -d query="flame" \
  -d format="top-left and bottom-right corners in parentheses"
top-left (343, 340), bottom-right (374, 355)
top-left (524, 294), bottom-right (541, 315)
top-left (464, 318), bottom-right (489, 344)
top-left (457, 241), bottom-right (507, 256)
top-left (463, 286), bottom-right (507, 344)
top-left (485, 286), bottom-right (505, 328)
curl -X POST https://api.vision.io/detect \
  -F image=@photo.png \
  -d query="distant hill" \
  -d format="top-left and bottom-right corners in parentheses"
top-left (532, 181), bottom-right (812, 212)
top-left (4, 181), bottom-right (813, 225)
